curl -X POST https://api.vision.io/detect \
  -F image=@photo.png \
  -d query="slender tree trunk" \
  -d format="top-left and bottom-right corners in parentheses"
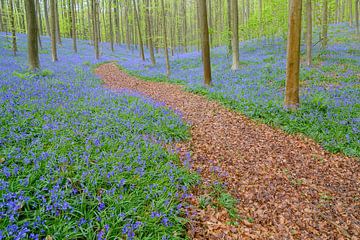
top-left (50, 0), bottom-right (58, 61)
top-left (306, 0), bottom-right (312, 66)
top-left (231, 0), bottom-right (240, 70)
top-left (0, 1), bottom-right (3, 32)
top-left (91, 0), bottom-right (99, 59)
top-left (86, 0), bottom-right (92, 43)
top-left (350, 0), bottom-right (353, 26)
top-left (133, 0), bottom-right (145, 60)
top-left (145, 0), bottom-right (156, 65)
top-left (114, 0), bottom-right (120, 44)
top-left (161, 0), bottom-right (170, 77)
top-left (125, 1), bottom-right (130, 50)
top-left (322, 0), bottom-right (328, 49)
top-left (25, 0), bottom-right (40, 70)
top-left (35, 0), bottom-right (42, 49)
top-left (71, 0), bottom-right (77, 52)
top-left (36, 0), bottom-right (43, 35)
top-left (199, 0), bottom-right (212, 86)
top-left (227, 0), bottom-right (232, 55)
top-left (182, 0), bottom-right (188, 52)
top-left (9, 0), bottom-right (17, 55)
top-left (109, 0), bottom-right (114, 52)
top-left (285, 0), bottom-right (302, 109)
top-left (55, 0), bottom-right (62, 45)
top-left (44, 0), bottom-right (51, 36)
top-left (356, 0), bottom-right (359, 34)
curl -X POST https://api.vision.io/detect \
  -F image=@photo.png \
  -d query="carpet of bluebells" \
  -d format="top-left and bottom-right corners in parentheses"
top-left (0, 34), bottom-right (198, 239)
top-left (118, 24), bottom-right (360, 157)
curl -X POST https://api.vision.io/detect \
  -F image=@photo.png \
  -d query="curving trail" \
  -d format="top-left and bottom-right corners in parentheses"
top-left (95, 63), bottom-right (359, 240)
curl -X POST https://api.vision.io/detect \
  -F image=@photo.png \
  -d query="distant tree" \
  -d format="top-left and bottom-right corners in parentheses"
top-left (0, 1), bottom-right (3, 32)
top-left (55, 0), bottom-right (62, 45)
top-left (306, 0), bottom-right (312, 66)
top-left (71, 0), bottom-right (77, 52)
top-left (285, 0), bottom-right (302, 109)
top-left (356, 0), bottom-right (359, 34)
top-left (9, 0), bottom-right (17, 56)
top-left (91, 0), bottom-right (99, 59)
top-left (25, 0), bottom-right (40, 70)
top-left (349, 0), bottom-right (353, 26)
top-left (145, 0), bottom-right (156, 65)
top-left (108, 0), bottom-right (114, 52)
top-left (161, 0), bottom-right (170, 77)
top-left (322, 0), bottom-right (328, 49)
top-left (227, 0), bottom-right (232, 55)
top-left (50, 0), bottom-right (58, 61)
top-left (133, 0), bottom-right (145, 60)
top-left (231, 0), bottom-right (240, 70)
top-left (198, 0), bottom-right (211, 85)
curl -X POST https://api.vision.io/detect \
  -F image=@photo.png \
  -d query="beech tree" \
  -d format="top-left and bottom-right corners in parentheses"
top-left (49, 0), bottom-right (58, 62)
top-left (161, 0), bottom-right (170, 77)
top-left (199, 0), bottom-right (211, 85)
top-left (322, 0), bottom-right (328, 49)
top-left (306, 0), bottom-right (312, 66)
top-left (25, 0), bottom-right (40, 70)
top-left (231, 0), bottom-right (240, 70)
top-left (9, 0), bottom-right (17, 56)
top-left (285, 0), bottom-right (302, 109)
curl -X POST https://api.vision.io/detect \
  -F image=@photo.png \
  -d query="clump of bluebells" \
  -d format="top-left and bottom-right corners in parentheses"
top-left (0, 34), bottom-right (197, 239)
top-left (117, 24), bottom-right (360, 157)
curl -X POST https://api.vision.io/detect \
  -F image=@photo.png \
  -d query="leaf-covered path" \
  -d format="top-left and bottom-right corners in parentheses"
top-left (95, 63), bottom-right (359, 239)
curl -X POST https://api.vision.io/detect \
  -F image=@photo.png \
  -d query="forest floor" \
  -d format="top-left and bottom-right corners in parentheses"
top-left (96, 63), bottom-right (359, 239)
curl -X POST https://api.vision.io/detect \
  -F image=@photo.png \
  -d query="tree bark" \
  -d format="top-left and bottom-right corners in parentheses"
top-left (44, 0), bottom-right (51, 36)
top-left (356, 0), bottom-right (359, 34)
top-left (133, 0), bottom-right (145, 60)
top-left (50, 0), bottom-right (58, 61)
top-left (55, 0), bottom-right (62, 45)
top-left (231, 0), bottom-right (240, 70)
top-left (306, 0), bottom-right (312, 66)
top-left (322, 0), bottom-right (328, 49)
top-left (350, 0), bottom-right (353, 26)
top-left (199, 0), bottom-right (212, 86)
top-left (91, 0), bottom-right (99, 59)
top-left (25, 0), bottom-right (40, 70)
top-left (285, 0), bottom-right (302, 109)
top-left (227, 0), bottom-right (232, 55)
top-left (114, 0), bottom-right (120, 44)
top-left (109, 0), bottom-right (114, 52)
top-left (71, 0), bottom-right (77, 52)
top-left (145, 0), bottom-right (156, 65)
top-left (9, 0), bottom-right (17, 55)
top-left (161, 0), bottom-right (170, 77)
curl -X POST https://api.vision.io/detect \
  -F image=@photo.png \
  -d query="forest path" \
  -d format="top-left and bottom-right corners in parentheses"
top-left (95, 63), bottom-right (359, 240)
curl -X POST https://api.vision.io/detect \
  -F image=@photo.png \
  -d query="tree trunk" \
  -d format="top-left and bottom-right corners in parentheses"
top-left (9, 0), bottom-right (17, 55)
top-left (285, 0), bottom-right (302, 109)
top-left (231, 0), bottom-right (240, 70)
top-left (109, 0), bottom-right (114, 52)
top-left (227, 0), bottom-right (232, 55)
top-left (161, 0), bottom-right (170, 77)
top-left (199, 0), bottom-right (212, 86)
top-left (50, 0), bottom-right (58, 61)
top-left (35, 0), bottom-right (42, 49)
top-left (114, 0), bottom-right (120, 44)
top-left (182, 0), bottom-right (188, 52)
top-left (0, 1), bottom-right (3, 32)
top-left (44, 0), bottom-right (51, 36)
top-left (25, 0), bottom-right (40, 70)
top-left (91, 0), bottom-right (99, 59)
top-left (55, 0), bottom-right (62, 45)
top-left (356, 0), bottom-right (359, 34)
top-left (71, 0), bottom-right (77, 52)
top-left (322, 0), bottom-right (328, 49)
top-left (350, 0), bottom-right (353, 26)
top-left (145, 0), bottom-right (156, 65)
top-left (306, 0), bottom-right (312, 66)
top-left (133, 0), bottom-right (145, 60)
